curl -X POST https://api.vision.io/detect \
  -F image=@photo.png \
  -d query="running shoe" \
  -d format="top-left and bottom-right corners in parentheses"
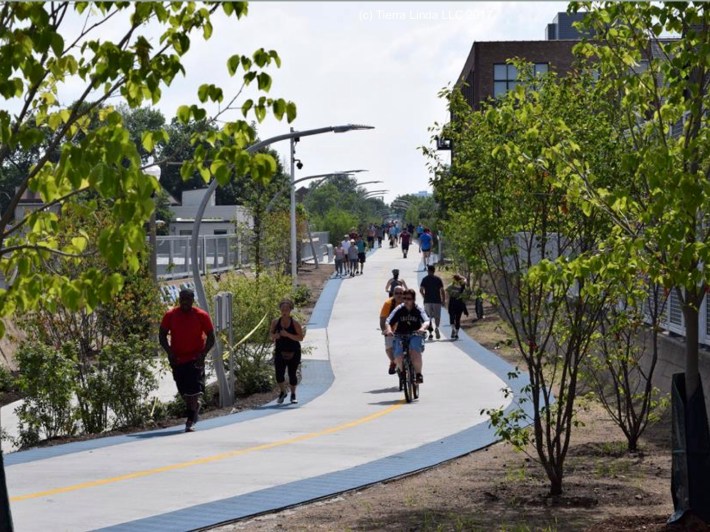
top-left (388, 362), bottom-right (396, 375)
top-left (435, 328), bottom-right (440, 339)
top-left (428, 333), bottom-right (434, 341)
top-left (277, 391), bottom-right (287, 404)
top-left (290, 393), bottom-right (298, 404)
top-left (185, 423), bottom-right (195, 433)
top-left (416, 373), bottom-right (424, 384)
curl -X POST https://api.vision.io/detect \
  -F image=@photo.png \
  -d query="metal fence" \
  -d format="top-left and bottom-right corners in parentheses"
top-left (156, 231), bottom-right (331, 280)
top-left (156, 234), bottom-right (246, 280)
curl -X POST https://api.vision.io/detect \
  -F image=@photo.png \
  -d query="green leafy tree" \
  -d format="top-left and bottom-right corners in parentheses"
top-left (568, 1), bottom-right (710, 405)
top-left (304, 174), bottom-right (386, 235)
top-left (0, 2), bottom-right (296, 339)
top-left (431, 64), bottom-right (621, 496)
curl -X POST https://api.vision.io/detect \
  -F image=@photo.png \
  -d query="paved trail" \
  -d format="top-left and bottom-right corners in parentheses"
top-left (5, 245), bottom-right (526, 531)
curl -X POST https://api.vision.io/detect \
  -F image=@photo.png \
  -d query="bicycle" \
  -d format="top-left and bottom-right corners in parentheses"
top-left (394, 333), bottom-right (421, 403)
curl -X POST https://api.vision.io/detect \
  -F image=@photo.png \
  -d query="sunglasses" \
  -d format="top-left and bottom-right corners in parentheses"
top-left (403, 297), bottom-right (414, 300)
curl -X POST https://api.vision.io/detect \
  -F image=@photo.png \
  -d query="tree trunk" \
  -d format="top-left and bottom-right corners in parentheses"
top-left (681, 291), bottom-right (700, 399)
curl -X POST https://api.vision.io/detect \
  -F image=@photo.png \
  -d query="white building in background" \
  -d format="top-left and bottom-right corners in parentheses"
top-left (168, 188), bottom-right (252, 236)
top-left (414, 190), bottom-right (432, 198)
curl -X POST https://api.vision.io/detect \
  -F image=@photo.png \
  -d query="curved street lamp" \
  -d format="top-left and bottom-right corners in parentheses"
top-left (190, 124), bottom-right (373, 406)
top-left (265, 169), bottom-right (367, 213)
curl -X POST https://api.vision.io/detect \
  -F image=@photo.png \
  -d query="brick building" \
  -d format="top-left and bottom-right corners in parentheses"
top-left (457, 12), bottom-right (585, 110)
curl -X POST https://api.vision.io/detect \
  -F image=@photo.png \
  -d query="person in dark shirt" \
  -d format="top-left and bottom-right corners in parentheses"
top-left (384, 289), bottom-right (430, 383)
top-left (420, 264), bottom-right (445, 340)
top-left (270, 298), bottom-right (305, 404)
top-left (400, 228), bottom-right (411, 258)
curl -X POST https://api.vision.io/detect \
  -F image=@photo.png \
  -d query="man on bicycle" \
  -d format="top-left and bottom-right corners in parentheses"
top-left (379, 286), bottom-right (406, 375)
top-left (384, 288), bottom-right (430, 384)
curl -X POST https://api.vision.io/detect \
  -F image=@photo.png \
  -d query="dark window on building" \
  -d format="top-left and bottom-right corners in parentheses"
top-left (494, 64), bottom-right (518, 97)
top-left (494, 63), bottom-right (549, 98)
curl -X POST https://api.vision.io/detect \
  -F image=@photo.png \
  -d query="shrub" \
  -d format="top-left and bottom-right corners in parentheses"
top-left (15, 342), bottom-right (78, 445)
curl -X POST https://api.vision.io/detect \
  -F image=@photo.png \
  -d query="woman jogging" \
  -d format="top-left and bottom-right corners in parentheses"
top-left (270, 299), bottom-right (305, 404)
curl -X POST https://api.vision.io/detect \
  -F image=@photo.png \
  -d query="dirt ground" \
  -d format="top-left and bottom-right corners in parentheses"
top-left (210, 263), bottom-right (709, 532)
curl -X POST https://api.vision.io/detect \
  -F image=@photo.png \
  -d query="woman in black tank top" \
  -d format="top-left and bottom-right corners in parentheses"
top-left (270, 298), bottom-right (305, 404)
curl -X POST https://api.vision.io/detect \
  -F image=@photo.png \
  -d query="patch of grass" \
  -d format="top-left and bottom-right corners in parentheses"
top-left (592, 457), bottom-right (632, 478)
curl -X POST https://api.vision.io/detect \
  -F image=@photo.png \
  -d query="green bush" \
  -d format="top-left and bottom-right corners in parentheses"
top-left (95, 338), bottom-right (158, 429)
top-left (234, 343), bottom-right (274, 395)
top-left (0, 366), bottom-right (14, 394)
top-left (15, 342), bottom-right (78, 445)
top-left (208, 270), bottom-right (303, 396)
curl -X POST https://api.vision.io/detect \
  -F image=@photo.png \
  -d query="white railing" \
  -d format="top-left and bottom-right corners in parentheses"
top-left (156, 234), bottom-right (246, 280)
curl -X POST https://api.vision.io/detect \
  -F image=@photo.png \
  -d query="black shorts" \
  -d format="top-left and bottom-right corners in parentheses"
top-left (172, 360), bottom-right (205, 396)
top-left (402, 242), bottom-right (410, 250)
top-left (358, 252), bottom-right (366, 263)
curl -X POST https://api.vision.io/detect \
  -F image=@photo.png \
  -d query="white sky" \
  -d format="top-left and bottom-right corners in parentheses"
top-left (10, 1), bottom-right (570, 204)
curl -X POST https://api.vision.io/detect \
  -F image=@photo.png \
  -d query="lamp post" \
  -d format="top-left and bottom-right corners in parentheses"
top-left (190, 124), bottom-right (373, 406)
top-left (265, 169), bottom-right (367, 214)
top-left (144, 164), bottom-right (162, 282)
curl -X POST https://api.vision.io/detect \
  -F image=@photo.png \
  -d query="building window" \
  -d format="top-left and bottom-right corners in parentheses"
top-left (494, 62), bottom-right (549, 98)
top-left (494, 64), bottom-right (518, 98)
top-left (534, 63), bottom-right (549, 76)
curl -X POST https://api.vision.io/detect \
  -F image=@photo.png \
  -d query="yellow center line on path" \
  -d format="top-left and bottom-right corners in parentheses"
top-left (11, 401), bottom-right (404, 502)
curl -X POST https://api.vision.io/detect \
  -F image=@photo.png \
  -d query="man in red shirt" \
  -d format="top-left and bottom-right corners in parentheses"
top-left (159, 288), bottom-right (215, 432)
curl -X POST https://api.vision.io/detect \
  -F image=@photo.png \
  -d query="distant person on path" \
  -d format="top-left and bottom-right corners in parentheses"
top-left (400, 227), bottom-right (411, 258)
top-left (367, 225), bottom-right (376, 250)
top-left (159, 288), bottom-right (215, 433)
top-left (379, 286), bottom-right (406, 375)
top-left (355, 234), bottom-right (367, 274)
top-left (270, 299), bottom-right (305, 404)
top-left (334, 242), bottom-right (345, 277)
top-left (385, 268), bottom-right (408, 296)
top-left (384, 288), bottom-right (430, 384)
top-left (419, 228), bottom-right (433, 269)
top-left (446, 274), bottom-right (469, 339)
top-left (347, 239), bottom-right (359, 277)
top-left (419, 264), bottom-right (445, 340)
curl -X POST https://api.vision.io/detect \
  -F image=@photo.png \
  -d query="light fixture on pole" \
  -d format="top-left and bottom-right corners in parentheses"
top-left (265, 170), bottom-right (368, 214)
top-left (190, 123), bottom-right (373, 406)
top-left (144, 164), bottom-right (162, 282)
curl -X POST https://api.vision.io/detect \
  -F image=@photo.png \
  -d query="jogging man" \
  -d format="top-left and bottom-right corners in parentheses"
top-left (159, 288), bottom-right (215, 432)
top-left (379, 286), bottom-right (405, 374)
top-left (419, 264), bottom-right (445, 340)
top-left (384, 288), bottom-right (430, 384)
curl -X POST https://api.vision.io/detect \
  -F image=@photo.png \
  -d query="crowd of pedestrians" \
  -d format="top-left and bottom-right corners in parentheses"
top-left (158, 219), bottom-right (483, 429)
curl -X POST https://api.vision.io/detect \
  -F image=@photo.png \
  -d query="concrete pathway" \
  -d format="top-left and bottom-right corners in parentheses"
top-left (4, 244), bottom-right (530, 531)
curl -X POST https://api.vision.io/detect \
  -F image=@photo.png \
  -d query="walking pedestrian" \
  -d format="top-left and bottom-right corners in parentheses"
top-left (355, 234), bottom-right (367, 274)
top-left (334, 242), bottom-right (345, 277)
top-left (347, 239), bottom-right (359, 276)
top-left (419, 264), bottom-right (445, 340)
top-left (159, 288), bottom-right (216, 432)
top-left (446, 274), bottom-right (469, 339)
top-left (270, 299), bottom-right (305, 405)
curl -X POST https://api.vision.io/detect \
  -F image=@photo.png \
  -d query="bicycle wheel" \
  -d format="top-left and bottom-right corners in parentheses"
top-left (408, 357), bottom-right (418, 400)
top-left (403, 356), bottom-right (412, 403)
